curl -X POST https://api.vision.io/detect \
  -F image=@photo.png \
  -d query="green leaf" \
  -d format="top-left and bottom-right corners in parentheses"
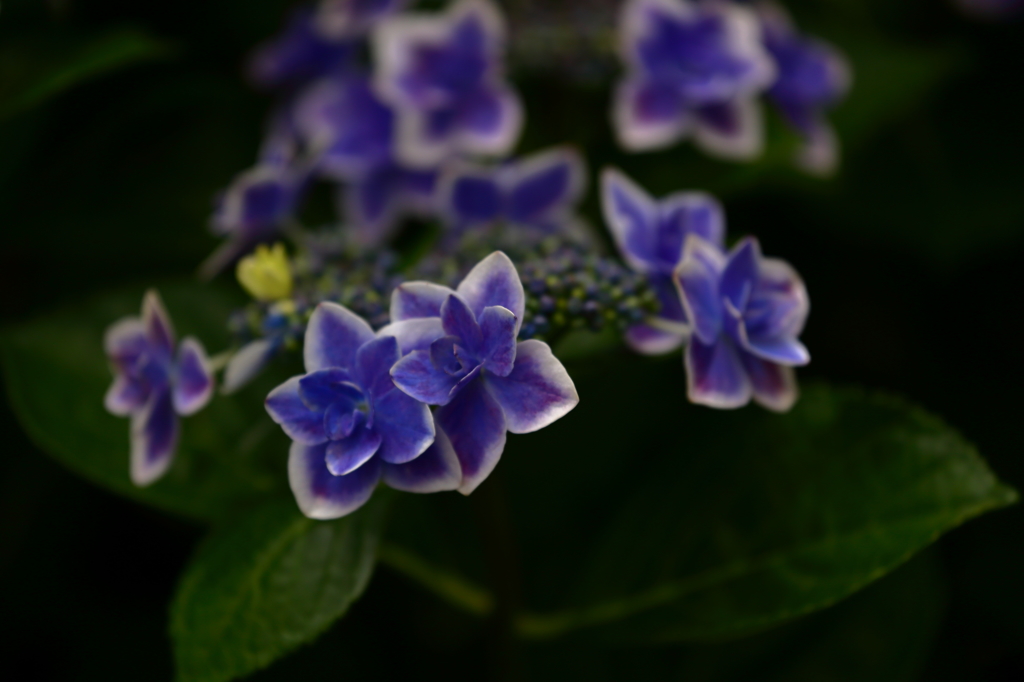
top-left (0, 28), bottom-right (173, 120)
top-left (0, 280), bottom-right (292, 521)
top-left (171, 497), bottom-right (389, 682)
top-left (504, 364), bottom-right (1015, 641)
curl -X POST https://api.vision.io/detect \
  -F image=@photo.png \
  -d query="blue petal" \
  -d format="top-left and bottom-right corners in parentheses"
top-left (130, 389), bottom-right (178, 486)
top-left (435, 377), bottom-right (507, 495)
top-left (325, 420), bottom-right (383, 476)
top-left (142, 290), bottom-right (175, 360)
top-left (247, 6), bottom-right (353, 90)
top-left (265, 376), bottom-right (328, 445)
top-left (441, 294), bottom-right (482, 351)
top-left (507, 147), bottom-right (583, 225)
top-left (656, 192), bottom-right (726, 267)
top-left (382, 417), bottom-right (461, 493)
top-left (721, 237), bottom-right (760, 312)
top-left (449, 174), bottom-right (502, 225)
top-left (373, 388), bottom-right (435, 464)
top-left (600, 168), bottom-right (659, 274)
top-left (693, 98), bottom-right (764, 161)
top-left (173, 337), bottom-right (213, 416)
top-left (391, 350), bottom-right (461, 405)
top-left (743, 255), bottom-right (810, 342)
top-left (742, 353), bottom-right (799, 413)
top-left (104, 317), bottom-right (149, 372)
top-left (624, 322), bottom-right (688, 356)
top-left (478, 306), bottom-right (517, 377)
top-left (304, 302), bottom-right (376, 372)
top-left (685, 336), bottom-right (752, 409)
top-left (354, 335), bottom-right (401, 400)
top-left (299, 368), bottom-right (365, 412)
top-left (390, 281), bottom-right (455, 321)
top-left (455, 251), bottom-right (525, 334)
top-left (675, 235), bottom-right (726, 345)
top-left (376, 318), bottom-right (447, 355)
top-left (483, 340), bottom-right (578, 434)
top-left (612, 77), bottom-right (690, 151)
top-left (222, 338), bottom-right (276, 395)
top-left (288, 441), bottom-right (382, 520)
top-left (324, 401), bottom-right (359, 440)
top-left (105, 375), bottom-right (149, 417)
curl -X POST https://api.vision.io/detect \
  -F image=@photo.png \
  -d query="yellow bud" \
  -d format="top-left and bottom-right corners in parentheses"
top-left (237, 243), bottom-right (293, 302)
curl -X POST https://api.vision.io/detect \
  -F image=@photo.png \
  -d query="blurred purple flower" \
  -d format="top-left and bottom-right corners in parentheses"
top-left (756, 2), bottom-right (851, 176)
top-left (104, 291), bottom-right (214, 486)
top-left (438, 147), bottom-right (586, 233)
top-left (675, 234), bottom-right (809, 412)
top-left (383, 252), bottom-right (579, 494)
top-left (248, 6), bottom-right (356, 91)
top-left (266, 302), bottom-right (460, 519)
top-left (316, 0), bottom-right (412, 39)
top-left (372, 0), bottom-right (523, 167)
top-left (601, 167), bottom-right (725, 355)
top-left (613, 0), bottom-right (776, 160)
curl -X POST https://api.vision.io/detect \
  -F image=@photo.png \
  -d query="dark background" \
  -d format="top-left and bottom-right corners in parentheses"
top-left (1, 0), bottom-right (1022, 679)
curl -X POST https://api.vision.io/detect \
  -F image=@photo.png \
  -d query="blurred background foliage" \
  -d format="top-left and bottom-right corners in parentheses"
top-left (1, 0), bottom-right (1023, 679)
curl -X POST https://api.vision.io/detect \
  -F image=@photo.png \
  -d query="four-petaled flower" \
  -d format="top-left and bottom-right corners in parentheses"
top-left (601, 167), bottom-right (725, 355)
top-left (675, 235), bottom-right (809, 412)
top-left (104, 291), bottom-right (214, 486)
top-left (614, 0), bottom-right (776, 159)
top-left (265, 302), bottom-right (461, 519)
top-left (438, 147), bottom-right (585, 234)
top-left (756, 2), bottom-right (851, 176)
top-left (382, 252), bottom-right (579, 494)
top-left (372, 0), bottom-right (523, 167)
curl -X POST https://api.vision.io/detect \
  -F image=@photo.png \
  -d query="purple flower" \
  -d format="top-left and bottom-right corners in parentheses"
top-left (382, 252), bottom-right (580, 494)
top-left (265, 302), bottom-right (459, 519)
top-left (613, 0), bottom-right (776, 159)
top-left (247, 6), bottom-right (356, 91)
top-left (438, 147), bottom-right (586, 233)
top-left (756, 2), bottom-right (851, 176)
top-left (103, 291), bottom-right (214, 486)
top-left (341, 161), bottom-right (439, 244)
top-left (316, 0), bottom-right (412, 39)
top-left (675, 235), bottom-right (809, 412)
top-left (601, 167), bottom-right (725, 355)
top-left (372, 0), bottom-right (523, 167)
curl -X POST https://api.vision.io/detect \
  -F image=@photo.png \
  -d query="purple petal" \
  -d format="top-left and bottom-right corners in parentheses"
top-left (391, 350), bottom-right (461, 405)
top-left (447, 172), bottom-right (502, 226)
top-left (265, 376), bottom-right (328, 445)
top-left (675, 235), bottom-right (726, 345)
top-left (441, 294), bottom-right (482, 350)
top-left (325, 422), bottom-right (383, 475)
top-left (373, 388), bottom-right (435, 464)
top-left (105, 375), bottom-right (148, 417)
top-left (298, 368), bottom-right (364, 411)
top-left (457, 86), bottom-right (523, 156)
top-left (685, 336), bottom-right (752, 409)
top-left (483, 339), bottom-right (578, 434)
top-left (742, 354), bottom-right (799, 413)
top-left (435, 377), bottom-right (507, 495)
top-left (382, 417), bottom-right (461, 493)
top-left (173, 337), bottom-right (213, 416)
top-left (304, 302), bottom-right (376, 372)
top-left (693, 97), bottom-right (764, 160)
top-left (390, 281), bottom-right (455, 321)
top-left (376, 318), bottom-right (447, 355)
top-left (104, 317), bottom-right (149, 370)
top-left (142, 290), bottom-right (175, 359)
top-left (612, 77), bottom-right (690, 151)
top-left (288, 441), bottom-right (382, 520)
top-left (354, 335), bottom-right (401, 400)
top-left (478, 306), bottom-right (517, 377)
top-left (624, 322), bottom-right (688, 356)
top-left (600, 167), bottom-right (660, 274)
top-left (658, 191), bottom-right (726, 260)
top-left (721, 237), bottom-right (760, 313)
top-left (222, 338), bottom-right (276, 395)
top-left (130, 389), bottom-right (178, 486)
top-left (316, 0), bottom-right (410, 40)
top-left (456, 251), bottom-right (525, 334)
top-left (507, 147), bottom-right (584, 226)
top-left (746, 256), bottom-right (810, 340)
top-left (735, 326), bottom-right (810, 366)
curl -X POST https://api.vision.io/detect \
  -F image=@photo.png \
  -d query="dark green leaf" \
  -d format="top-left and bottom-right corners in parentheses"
top-left (171, 497), bottom-right (389, 682)
top-left (0, 280), bottom-right (292, 521)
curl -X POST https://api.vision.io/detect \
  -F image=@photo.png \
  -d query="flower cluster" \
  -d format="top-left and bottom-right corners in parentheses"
top-left (613, 0), bottom-right (850, 173)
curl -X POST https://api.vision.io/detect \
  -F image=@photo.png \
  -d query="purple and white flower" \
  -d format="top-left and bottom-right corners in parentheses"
top-left (316, 0), bottom-right (412, 40)
top-left (382, 252), bottom-right (579, 494)
top-left (675, 235), bottom-right (809, 412)
top-left (247, 5), bottom-right (356, 91)
top-left (613, 0), bottom-right (776, 159)
top-left (372, 0), bottom-right (523, 168)
top-left (438, 147), bottom-right (586, 233)
top-left (756, 2), bottom-right (851, 176)
top-left (104, 291), bottom-right (214, 486)
top-left (266, 302), bottom-right (460, 519)
top-left (601, 167), bottom-right (725, 355)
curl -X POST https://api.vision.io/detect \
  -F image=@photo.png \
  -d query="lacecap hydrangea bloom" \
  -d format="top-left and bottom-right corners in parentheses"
top-left (613, 0), bottom-right (776, 159)
top-left (104, 291), bottom-right (214, 485)
top-left (372, 0), bottom-right (523, 167)
top-left (382, 252), bottom-right (580, 494)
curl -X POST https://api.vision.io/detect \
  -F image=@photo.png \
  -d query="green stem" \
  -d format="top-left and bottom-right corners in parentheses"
top-left (376, 542), bottom-right (493, 616)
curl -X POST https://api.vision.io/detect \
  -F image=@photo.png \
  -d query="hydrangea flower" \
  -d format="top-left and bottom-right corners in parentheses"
top-left (601, 167), bottom-right (725, 355)
top-left (247, 5), bottom-right (356, 91)
top-left (613, 0), bottom-right (776, 159)
top-left (438, 147), bottom-right (586, 234)
top-left (265, 302), bottom-right (461, 519)
top-left (103, 291), bottom-right (214, 486)
top-left (372, 0), bottom-right (523, 167)
top-left (756, 2), bottom-right (851, 176)
top-left (316, 0), bottom-right (412, 40)
top-left (382, 252), bottom-right (579, 494)
top-left (675, 235), bottom-right (809, 412)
